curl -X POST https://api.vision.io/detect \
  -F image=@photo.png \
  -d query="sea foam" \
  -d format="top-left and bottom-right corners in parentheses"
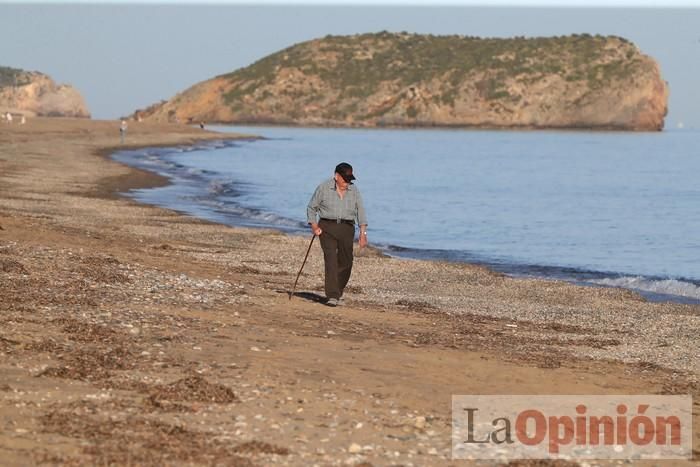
top-left (590, 276), bottom-right (700, 301)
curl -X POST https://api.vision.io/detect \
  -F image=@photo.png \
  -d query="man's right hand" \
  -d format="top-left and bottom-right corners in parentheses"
top-left (310, 223), bottom-right (322, 236)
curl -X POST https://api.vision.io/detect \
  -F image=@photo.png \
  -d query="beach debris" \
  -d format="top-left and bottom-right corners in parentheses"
top-left (233, 440), bottom-right (290, 455)
top-left (413, 416), bottom-right (427, 429)
top-left (39, 408), bottom-right (255, 465)
top-left (0, 258), bottom-right (27, 274)
top-left (348, 443), bottom-right (363, 454)
top-left (148, 375), bottom-right (237, 404)
top-left (394, 298), bottom-right (437, 312)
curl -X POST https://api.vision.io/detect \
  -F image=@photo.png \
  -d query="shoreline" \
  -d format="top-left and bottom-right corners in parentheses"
top-left (92, 132), bottom-right (262, 200)
top-left (112, 135), bottom-right (700, 306)
top-left (1, 118), bottom-right (697, 465)
top-left (170, 119), bottom-right (666, 133)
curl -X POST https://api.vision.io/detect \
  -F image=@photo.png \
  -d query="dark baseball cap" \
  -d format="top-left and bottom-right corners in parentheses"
top-left (335, 162), bottom-right (356, 183)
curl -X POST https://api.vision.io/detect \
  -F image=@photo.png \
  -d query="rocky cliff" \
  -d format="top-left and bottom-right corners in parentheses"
top-left (0, 66), bottom-right (90, 118)
top-left (134, 32), bottom-right (668, 131)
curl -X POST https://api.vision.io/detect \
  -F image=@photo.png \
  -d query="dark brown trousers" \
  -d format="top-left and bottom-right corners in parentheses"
top-left (319, 219), bottom-right (354, 299)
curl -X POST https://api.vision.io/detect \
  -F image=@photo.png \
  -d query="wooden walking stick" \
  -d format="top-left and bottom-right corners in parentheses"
top-left (289, 234), bottom-right (316, 300)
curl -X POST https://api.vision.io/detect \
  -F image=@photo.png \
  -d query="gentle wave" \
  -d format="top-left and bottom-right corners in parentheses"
top-left (383, 243), bottom-right (700, 303)
top-left (195, 198), bottom-right (307, 230)
top-left (207, 179), bottom-right (238, 196)
top-left (590, 276), bottom-right (700, 302)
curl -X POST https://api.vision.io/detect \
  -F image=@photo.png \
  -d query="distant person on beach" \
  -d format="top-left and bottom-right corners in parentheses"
top-left (307, 162), bottom-right (368, 307)
top-left (6, 112), bottom-right (12, 124)
top-left (119, 119), bottom-right (128, 143)
top-left (200, 121), bottom-right (205, 129)
top-left (20, 115), bottom-right (26, 125)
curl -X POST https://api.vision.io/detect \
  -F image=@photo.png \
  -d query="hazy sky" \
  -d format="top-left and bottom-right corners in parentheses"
top-left (1, 2), bottom-right (698, 128)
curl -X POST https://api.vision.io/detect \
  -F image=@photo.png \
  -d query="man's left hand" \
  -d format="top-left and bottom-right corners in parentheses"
top-left (359, 232), bottom-right (368, 249)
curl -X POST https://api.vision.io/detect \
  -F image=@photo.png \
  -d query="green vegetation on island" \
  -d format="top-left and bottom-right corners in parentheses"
top-left (136, 32), bottom-right (667, 131)
top-left (221, 32), bottom-right (640, 108)
top-left (0, 66), bottom-right (31, 88)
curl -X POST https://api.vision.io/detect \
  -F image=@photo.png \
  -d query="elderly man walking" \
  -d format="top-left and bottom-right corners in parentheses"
top-left (307, 162), bottom-right (368, 307)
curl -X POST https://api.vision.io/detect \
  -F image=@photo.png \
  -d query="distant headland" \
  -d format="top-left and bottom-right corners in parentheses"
top-left (133, 32), bottom-right (668, 131)
top-left (0, 66), bottom-right (90, 119)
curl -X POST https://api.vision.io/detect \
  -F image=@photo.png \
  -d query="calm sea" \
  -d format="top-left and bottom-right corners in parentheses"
top-left (113, 125), bottom-right (700, 304)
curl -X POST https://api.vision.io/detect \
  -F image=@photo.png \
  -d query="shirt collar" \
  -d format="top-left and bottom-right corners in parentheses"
top-left (328, 177), bottom-right (354, 191)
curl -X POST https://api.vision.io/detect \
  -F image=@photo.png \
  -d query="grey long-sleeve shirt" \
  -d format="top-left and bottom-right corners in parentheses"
top-left (307, 178), bottom-right (368, 226)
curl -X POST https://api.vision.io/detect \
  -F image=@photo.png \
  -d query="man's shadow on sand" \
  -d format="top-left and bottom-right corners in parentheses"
top-left (277, 290), bottom-right (325, 304)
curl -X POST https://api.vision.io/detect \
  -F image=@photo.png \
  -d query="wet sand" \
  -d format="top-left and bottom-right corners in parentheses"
top-left (0, 118), bottom-right (697, 465)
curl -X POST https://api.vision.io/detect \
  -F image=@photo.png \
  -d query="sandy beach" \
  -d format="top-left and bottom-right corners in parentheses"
top-left (0, 118), bottom-right (697, 466)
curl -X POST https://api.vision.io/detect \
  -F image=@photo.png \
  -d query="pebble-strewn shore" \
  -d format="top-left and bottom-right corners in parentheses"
top-left (1, 119), bottom-right (697, 466)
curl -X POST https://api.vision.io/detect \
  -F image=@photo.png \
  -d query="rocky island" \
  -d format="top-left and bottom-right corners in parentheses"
top-left (134, 32), bottom-right (668, 131)
top-left (0, 66), bottom-right (90, 119)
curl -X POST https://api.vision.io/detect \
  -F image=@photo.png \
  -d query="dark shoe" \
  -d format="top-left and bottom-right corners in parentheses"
top-left (326, 298), bottom-right (338, 307)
